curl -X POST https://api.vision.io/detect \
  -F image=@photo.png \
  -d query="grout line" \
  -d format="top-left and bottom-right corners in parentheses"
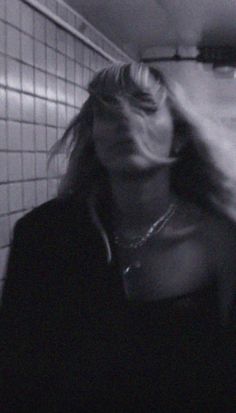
top-left (23, 0), bottom-right (125, 63)
top-left (0, 208), bottom-right (29, 218)
top-left (0, 0), bottom-right (129, 254)
top-left (58, 0), bottom-right (132, 60)
top-left (0, 82), bottom-right (85, 107)
top-left (0, 149), bottom-right (52, 153)
top-left (19, 12), bottom-right (25, 217)
top-left (3, 16), bottom-right (10, 247)
top-left (0, 45), bottom-right (98, 74)
top-left (0, 176), bottom-right (62, 186)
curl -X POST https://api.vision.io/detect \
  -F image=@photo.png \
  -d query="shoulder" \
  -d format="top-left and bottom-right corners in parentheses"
top-left (202, 209), bottom-right (236, 250)
top-left (166, 199), bottom-right (236, 252)
top-left (202, 211), bottom-right (236, 325)
top-left (13, 196), bottom-right (88, 240)
top-left (195, 210), bottom-right (236, 284)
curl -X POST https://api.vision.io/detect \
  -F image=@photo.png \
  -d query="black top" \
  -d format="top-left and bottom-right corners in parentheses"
top-left (0, 196), bottom-right (235, 412)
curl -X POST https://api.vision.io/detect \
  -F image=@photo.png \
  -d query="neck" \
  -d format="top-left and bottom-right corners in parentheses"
top-left (109, 167), bottom-right (174, 229)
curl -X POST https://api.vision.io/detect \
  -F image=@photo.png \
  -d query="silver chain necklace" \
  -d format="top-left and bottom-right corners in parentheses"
top-left (114, 202), bottom-right (178, 250)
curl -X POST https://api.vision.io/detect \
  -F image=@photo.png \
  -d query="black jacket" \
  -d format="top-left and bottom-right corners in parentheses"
top-left (0, 196), bottom-right (235, 412)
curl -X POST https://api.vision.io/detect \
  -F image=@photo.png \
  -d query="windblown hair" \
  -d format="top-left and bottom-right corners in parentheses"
top-left (50, 62), bottom-right (236, 222)
top-left (49, 63), bottom-right (169, 201)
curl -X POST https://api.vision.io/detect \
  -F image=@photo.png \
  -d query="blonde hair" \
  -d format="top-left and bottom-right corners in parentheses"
top-left (50, 63), bottom-right (172, 200)
top-left (50, 62), bottom-right (236, 224)
top-left (50, 62), bottom-right (236, 325)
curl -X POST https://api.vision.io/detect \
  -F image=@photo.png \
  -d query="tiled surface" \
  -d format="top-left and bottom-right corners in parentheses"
top-left (0, 0), bottom-right (129, 283)
top-left (46, 0), bottom-right (130, 62)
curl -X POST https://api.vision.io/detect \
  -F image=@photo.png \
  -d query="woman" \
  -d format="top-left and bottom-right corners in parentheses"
top-left (1, 63), bottom-right (235, 411)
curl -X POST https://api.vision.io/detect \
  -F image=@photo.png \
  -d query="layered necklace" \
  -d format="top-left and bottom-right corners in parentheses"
top-left (114, 202), bottom-right (178, 249)
top-left (114, 202), bottom-right (178, 275)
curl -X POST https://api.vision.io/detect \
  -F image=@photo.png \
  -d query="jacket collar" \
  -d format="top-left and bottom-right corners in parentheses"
top-left (88, 192), bottom-right (113, 264)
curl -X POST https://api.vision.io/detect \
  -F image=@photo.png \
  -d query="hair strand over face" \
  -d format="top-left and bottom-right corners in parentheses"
top-left (49, 62), bottom-right (236, 225)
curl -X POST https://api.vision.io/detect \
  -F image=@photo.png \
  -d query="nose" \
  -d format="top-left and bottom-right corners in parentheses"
top-left (113, 113), bottom-right (134, 140)
top-left (107, 105), bottom-right (131, 133)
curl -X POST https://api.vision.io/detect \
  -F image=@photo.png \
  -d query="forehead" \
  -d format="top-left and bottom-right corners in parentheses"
top-left (90, 65), bottom-right (163, 98)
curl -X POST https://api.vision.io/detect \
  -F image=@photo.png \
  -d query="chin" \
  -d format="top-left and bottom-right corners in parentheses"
top-left (105, 155), bottom-right (158, 175)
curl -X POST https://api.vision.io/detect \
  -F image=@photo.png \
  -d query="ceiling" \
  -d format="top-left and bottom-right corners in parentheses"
top-left (64, 0), bottom-right (236, 59)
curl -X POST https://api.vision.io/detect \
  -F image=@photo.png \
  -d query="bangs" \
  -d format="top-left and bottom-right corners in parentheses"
top-left (88, 63), bottom-right (165, 107)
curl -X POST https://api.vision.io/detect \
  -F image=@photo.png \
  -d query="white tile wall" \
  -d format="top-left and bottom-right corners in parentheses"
top-left (22, 94), bottom-right (35, 122)
top-left (21, 34), bottom-right (34, 65)
top-left (0, 216), bottom-right (10, 248)
top-left (23, 153), bottom-right (35, 179)
top-left (36, 179), bottom-right (47, 204)
top-left (7, 26), bottom-right (20, 59)
top-left (6, 0), bottom-right (21, 27)
top-left (23, 181), bottom-right (36, 209)
top-left (0, 0), bottom-right (129, 286)
top-left (0, 0), bottom-right (5, 21)
top-left (8, 121), bottom-right (22, 150)
top-left (22, 124), bottom-right (35, 150)
top-left (0, 247), bottom-right (9, 282)
top-left (7, 58), bottom-right (21, 90)
top-left (0, 152), bottom-right (7, 182)
top-left (9, 182), bottom-right (23, 212)
top-left (35, 125), bottom-right (47, 151)
top-left (22, 65), bottom-right (34, 94)
top-left (0, 54), bottom-right (6, 86)
top-left (21, 3), bottom-right (34, 35)
top-left (0, 184), bottom-right (8, 214)
top-left (0, 88), bottom-right (7, 118)
top-left (0, 120), bottom-right (7, 149)
top-left (7, 90), bottom-right (21, 120)
top-left (0, 21), bottom-right (5, 53)
top-left (8, 153), bottom-right (22, 181)
top-left (35, 70), bottom-right (46, 97)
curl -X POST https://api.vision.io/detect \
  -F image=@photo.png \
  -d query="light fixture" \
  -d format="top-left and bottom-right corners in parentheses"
top-left (141, 46), bottom-right (236, 78)
top-left (213, 62), bottom-right (236, 78)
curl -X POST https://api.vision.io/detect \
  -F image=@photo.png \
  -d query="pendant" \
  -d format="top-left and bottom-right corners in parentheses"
top-left (122, 260), bottom-right (141, 275)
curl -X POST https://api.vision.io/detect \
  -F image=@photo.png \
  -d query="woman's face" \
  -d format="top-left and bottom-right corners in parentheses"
top-left (92, 91), bottom-right (174, 173)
